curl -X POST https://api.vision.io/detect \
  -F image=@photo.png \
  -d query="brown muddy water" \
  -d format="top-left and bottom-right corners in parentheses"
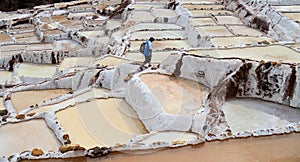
top-left (23, 133), bottom-right (300, 162)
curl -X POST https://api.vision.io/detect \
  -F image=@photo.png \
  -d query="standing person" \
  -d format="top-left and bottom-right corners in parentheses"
top-left (140, 37), bottom-right (155, 70)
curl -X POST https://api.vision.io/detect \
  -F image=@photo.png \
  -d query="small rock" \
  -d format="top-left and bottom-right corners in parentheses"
top-left (26, 112), bottom-right (36, 117)
top-left (59, 144), bottom-right (85, 153)
top-left (87, 146), bottom-right (111, 157)
top-left (63, 134), bottom-right (69, 140)
top-left (31, 148), bottom-right (44, 156)
top-left (0, 110), bottom-right (8, 116)
top-left (15, 114), bottom-right (25, 120)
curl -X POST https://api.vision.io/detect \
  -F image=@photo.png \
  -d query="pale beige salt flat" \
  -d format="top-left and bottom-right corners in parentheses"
top-left (273, 5), bottom-right (300, 12)
top-left (222, 98), bottom-right (300, 134)
top-left (190, 45), bottom-right (300, 63)
top-left (190, 10), bottom-right (233, 17)
top-left (215, 16), bottom-right (243, 25)
top-left (190, 18), bottom-right (216, 26)
top-left (43, 29), bottom-right (65, 36)
top-left (92, 56), bottom-right (130, 67)
top-left (30, 88), bottom-right (109, 114)
top-left (0, 97), bottom-right (5, 111)
top-left (130, 30), bottom-right (187, 40)
top-left (96, 134), bottom-right (300, 162)
top-left (227, 25), bottom-right (264, 36)
top-left (58, 57), bottom-right (94, 71)
top-left (129, 11), bottom-right (154, 22)
top-left (53, 40), bottom-right (83, 51)
top-left (182, 4), bottom-right (225, 10)
top-left (0, 33), bottom-right (13, 43)
top-left (56, 98), bottom-right (147, 148)
top-left (139, 131), bottom-right (200, 145)
top-left (11, 89), bottom-right (71, 113)
top-left (0, 120), bottom-right (61, 157)
top-left (151, 8), bottom-right (177, 17)
top-left (17, 63), bottom-right (57, 78)
top-left (0, 71), bottom-right (12, 83)
top-left (195, 26), bottom-right (233, 37)
top-left (130, 40), bottom-right (192, 51)
top-left (210, 36), bottom-right (274, 47)
top-left (282, 13), bottom-right (300, 22)
top-left (129, 23), bottom-right (183, 31)
top-left (26, 43), bottom-right (52, 51)
top-left (21, 134), bottom-right (300, 162)
top-left (141, 74), bottom-right (209, 115)
top-left (130, 4), bottom-right (165, 10)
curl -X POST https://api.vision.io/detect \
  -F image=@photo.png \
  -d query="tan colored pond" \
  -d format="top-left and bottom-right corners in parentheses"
top-left (129, 11), bottom-right (154, 22)
top-left (228, 25), bottom-right (264, 37)
top-left (0, 120), bottom-right (61, 157)
top-left (210, 36), bottom-right (274, 47)
top-left (59, 57), bottom-right (94, 72)
top-left (0, 33), bottom-right (13, 43)
top-left (196, 26), bottom-right (233, 37)
top-left (53, 40), bottom-right (83, 51)
top-left (17, 63), bottom-right (57, 78)
top-left (215, 16), bottom-right (243, 25)
top-left (27, 43), bottom-right (52, 51)
top-left (190, 10), bottom-right (233, 17)
top-left (130, 4), bottom-right (165, 10)
top-left (130, 40), bottom-right (192, 51)
top-left (29, 88), bottom-right (108, 114)
top-left (273, 5), bottom-right (300, 12)
top-left (93, 56), bottom-right (130, 67)
top-left (222, 98), bottom-right (300, 134)
top-left (43, 29), bottom-right (65, 36)
top-left (140, 74), bottom-right (209, 115)
top-left (23, 133), bottom-right (300, 162)
top-left (282, 13), bottom-right (300, 22)
top-left (130, 30), bottom-right (187, 40)
top-left (190, 45), bottom-right (300, 63)
top-left (11, 89), bottom-right (71, 113)
top-left (14, 32), bottom-right (39, 43)
top-left (152, 9), bottom-right (177, 17)
top-left (183, 4), bottom-right (225, 10)
top-left (56, 98), bottom-right (147, 148)
top-left (129, 23), bottom-right (183, 31)
top-left (190, 18), bottom-right (216, 26)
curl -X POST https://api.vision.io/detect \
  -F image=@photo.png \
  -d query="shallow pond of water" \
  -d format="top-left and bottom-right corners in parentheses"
top-left (141, 74), bottom-right (209, 115)
top-left (0, 120), bottom-right (61, 157)
top-left (11, 89), bottom-right (71, 113)
top-left (22, 133), bottom-right (300, 162)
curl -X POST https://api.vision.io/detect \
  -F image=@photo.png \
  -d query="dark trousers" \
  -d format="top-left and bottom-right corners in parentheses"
top-left (141, 55), bottom-right (152, 67)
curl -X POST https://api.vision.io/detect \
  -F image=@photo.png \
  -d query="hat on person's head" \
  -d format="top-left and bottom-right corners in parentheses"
top-left (149, 37), bottom-right (155, 42)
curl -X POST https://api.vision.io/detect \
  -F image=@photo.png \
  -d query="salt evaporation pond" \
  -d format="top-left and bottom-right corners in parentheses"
top-left (140, 74), bottom-right (209, 115)
top-left (222, 98), bottom-right (300, 134)
top-left (0, 120), bottom-right (61, 157)
top-left (56, 98), bottom-right (147, 148)
top-left (11, 89), bottom-right (71, 113)
top-left (22, 133), bottom-right (300, 162)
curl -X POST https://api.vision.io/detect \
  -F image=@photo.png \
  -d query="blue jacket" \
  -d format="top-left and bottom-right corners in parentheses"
top-left (143, 40), bottom-right (151, 56)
